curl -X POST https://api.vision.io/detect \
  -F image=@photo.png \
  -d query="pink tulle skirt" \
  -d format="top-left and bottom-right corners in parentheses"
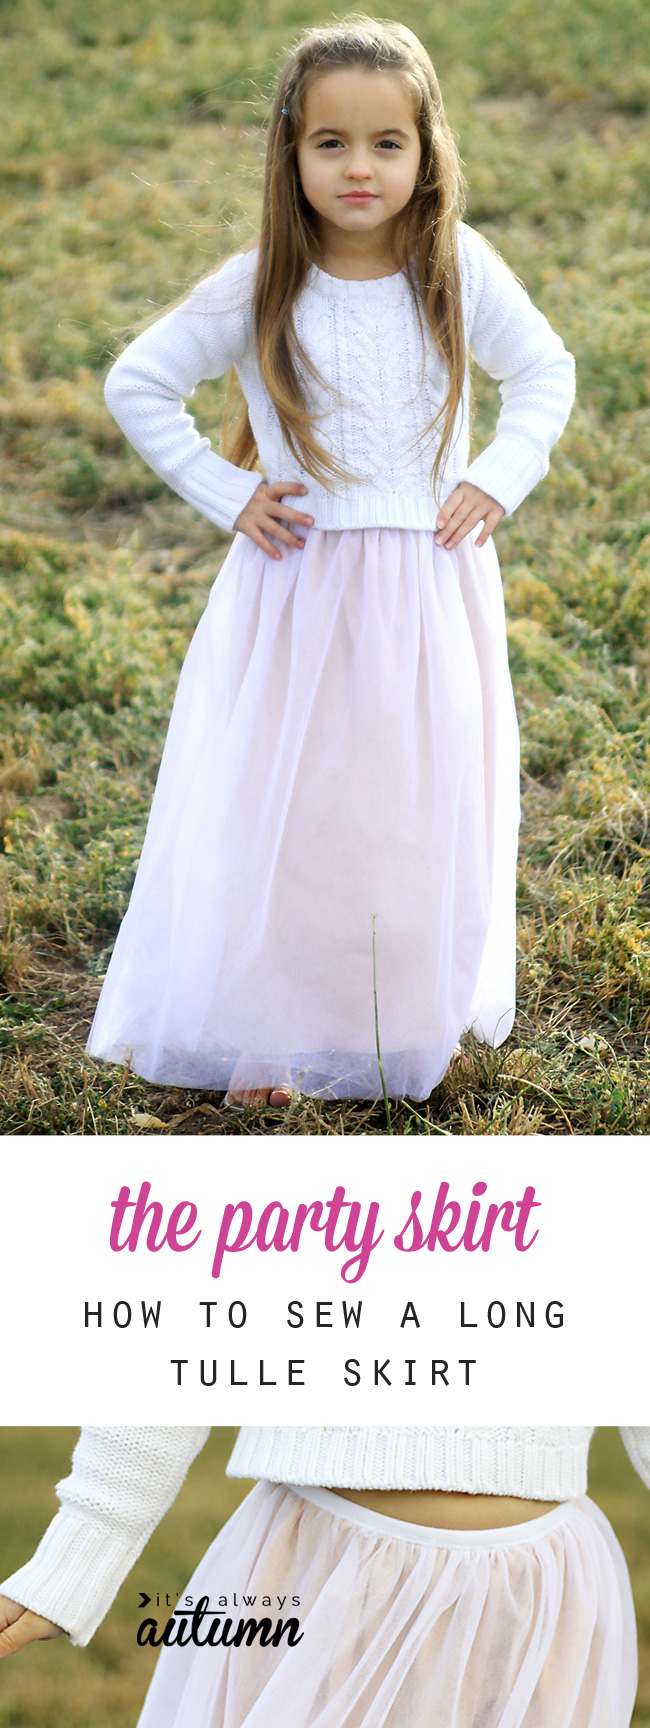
top-left (136, 1481), bottom-right (637, 1728)
top-left (86, 526), bottom-right (520, 1099)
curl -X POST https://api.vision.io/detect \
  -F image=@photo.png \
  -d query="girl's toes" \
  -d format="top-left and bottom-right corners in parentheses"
top-left (225, 1085), bottom-right (296, 1109)
top-left (269, 1086), bottom-right (295, 1108)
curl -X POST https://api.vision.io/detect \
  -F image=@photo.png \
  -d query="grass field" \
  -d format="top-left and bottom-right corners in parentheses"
top-left (1, 1427), bottom-right (650, 1726)
top-left (1, 0), bottom-right (650, 1133)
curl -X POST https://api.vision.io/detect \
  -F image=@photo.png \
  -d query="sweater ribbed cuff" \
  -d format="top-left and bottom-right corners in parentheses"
top-left (175, 446), bottom-right (262, 533)
top-left (461, 430), bottom-right (548, 517)
top-left (0, 1506), bottom-right (144, 1647)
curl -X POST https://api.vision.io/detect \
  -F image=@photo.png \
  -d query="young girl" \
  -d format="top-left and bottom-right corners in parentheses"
top-left (0, 1425), bottom-right (646, 1725)
top-left (85, 17), bottom-right (575, 1107)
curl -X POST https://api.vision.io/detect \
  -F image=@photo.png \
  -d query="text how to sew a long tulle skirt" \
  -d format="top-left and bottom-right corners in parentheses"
top-left (86, 527), bottom-right (520, 1100)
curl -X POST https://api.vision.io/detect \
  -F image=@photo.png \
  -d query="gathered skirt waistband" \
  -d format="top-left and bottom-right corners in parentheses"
top-left (291, 1482), bottom-right (577, 1548)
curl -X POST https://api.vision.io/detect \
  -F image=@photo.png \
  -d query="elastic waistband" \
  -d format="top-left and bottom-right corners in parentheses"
top-left (288, 1483), bottom-right (580, 1549)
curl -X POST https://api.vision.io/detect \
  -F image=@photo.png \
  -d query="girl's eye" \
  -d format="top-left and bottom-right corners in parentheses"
top-left (315, 137), bottom-right (401, 150)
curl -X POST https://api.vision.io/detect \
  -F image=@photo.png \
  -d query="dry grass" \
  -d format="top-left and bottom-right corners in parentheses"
top-left (2, 0), bottom-right (650, 1134)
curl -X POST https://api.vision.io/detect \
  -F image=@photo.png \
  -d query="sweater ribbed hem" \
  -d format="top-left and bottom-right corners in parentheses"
top-left (175, 432), bottom-right (553, 534)
top-left (226, 1428), bottom-right (590, 1502)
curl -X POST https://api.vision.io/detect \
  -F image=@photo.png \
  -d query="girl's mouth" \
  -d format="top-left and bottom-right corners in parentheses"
top-left (340, 192), bottom-right (377, 202)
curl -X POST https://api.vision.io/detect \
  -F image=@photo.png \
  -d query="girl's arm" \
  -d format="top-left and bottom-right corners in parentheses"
top-left (0, 1427), bottom-right (210, 1649)
top-left (103, 251), bottom-right (263, 533)
top-left (457, 223), bottom-right (576, 518)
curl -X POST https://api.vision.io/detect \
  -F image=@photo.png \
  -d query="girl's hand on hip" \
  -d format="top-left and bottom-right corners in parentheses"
top-left (233, 481), bottom-right (314, 560)
top-left (435, 483), bottom-right (505, 551)
top-left (0, 1595), bottom-right (65, 1658)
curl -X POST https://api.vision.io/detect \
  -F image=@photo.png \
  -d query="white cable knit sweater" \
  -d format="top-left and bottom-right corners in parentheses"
top-left (102, 223), bottom-right (575, 533)
top-left (3, 1427), bottom-right (649, 1646)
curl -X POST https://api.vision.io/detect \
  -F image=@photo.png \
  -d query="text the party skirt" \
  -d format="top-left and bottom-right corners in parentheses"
top-left (86, 527), bottom-right (520, 1099)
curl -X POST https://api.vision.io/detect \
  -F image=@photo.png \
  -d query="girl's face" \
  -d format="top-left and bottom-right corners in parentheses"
top-left (296, 69), bottom-right (421, 245)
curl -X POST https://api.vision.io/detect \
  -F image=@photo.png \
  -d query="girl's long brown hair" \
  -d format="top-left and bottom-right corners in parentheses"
top-left (228, 15), bottom-right (470, 503)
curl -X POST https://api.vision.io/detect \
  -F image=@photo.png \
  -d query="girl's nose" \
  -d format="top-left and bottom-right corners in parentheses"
top-left (344, 152), bottom-right (373, 179)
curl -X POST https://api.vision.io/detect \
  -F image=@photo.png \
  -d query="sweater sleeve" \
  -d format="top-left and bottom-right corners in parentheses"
top-left (0, 1426), bottom-right (211, 1647)
top-left (103, 250), bottom-right (262, 533)
top-left (619, 1428), bottom-right (650, 1490)
top-left (457, 223), bottom-right (576, 517)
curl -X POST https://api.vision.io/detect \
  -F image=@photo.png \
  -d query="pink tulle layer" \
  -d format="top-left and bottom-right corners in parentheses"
top-left (87, 527), bottom-right (520, 1099)
top-left (137, 1481), bottom-right (637, 1728)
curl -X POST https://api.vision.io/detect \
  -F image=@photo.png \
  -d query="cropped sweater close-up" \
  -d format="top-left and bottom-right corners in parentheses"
top-left (3, 1427), bottom-right (650, 1647)
top-left (102, 221), bottom-right (575, 535)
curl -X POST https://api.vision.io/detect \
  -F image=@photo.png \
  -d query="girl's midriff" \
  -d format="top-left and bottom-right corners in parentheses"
top-left (334, 1488), bottom-right (561, 1528)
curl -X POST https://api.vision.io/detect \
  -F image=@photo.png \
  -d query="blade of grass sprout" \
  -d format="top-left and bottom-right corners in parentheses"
top-left (372, 913), bottom-right (392, 1134)
top-left (404, 1105), bottom-right (452, 1135)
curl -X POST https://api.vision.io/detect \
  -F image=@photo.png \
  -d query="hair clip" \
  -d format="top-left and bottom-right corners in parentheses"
top-left (281, 107), bottom-right (290, 115)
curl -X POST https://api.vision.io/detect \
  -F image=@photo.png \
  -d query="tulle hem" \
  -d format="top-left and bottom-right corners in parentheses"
top-left (85, 1023), bottom-right (514, 1102)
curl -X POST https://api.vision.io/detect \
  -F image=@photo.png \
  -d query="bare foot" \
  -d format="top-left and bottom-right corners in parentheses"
top-left (226, 1087), bottom-right (295, 1109)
